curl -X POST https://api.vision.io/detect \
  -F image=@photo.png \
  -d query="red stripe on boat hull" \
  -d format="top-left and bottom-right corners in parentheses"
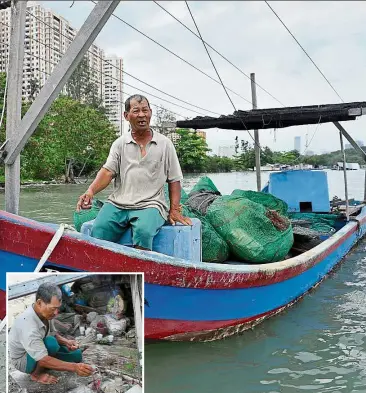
top-left (0, 211), bottom-right (365, 289)
top-left (145, 306), bottom-right (284, 341)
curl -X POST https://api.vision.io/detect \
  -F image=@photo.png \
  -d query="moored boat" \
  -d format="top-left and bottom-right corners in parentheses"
top-left (1, 169), bottom-right (365, 342)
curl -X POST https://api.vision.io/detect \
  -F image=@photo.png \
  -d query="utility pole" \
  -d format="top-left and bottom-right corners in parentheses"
top-left (5, 0), bottom-right (26, 214)
top-left (250, 73), bottom-right (261, 191)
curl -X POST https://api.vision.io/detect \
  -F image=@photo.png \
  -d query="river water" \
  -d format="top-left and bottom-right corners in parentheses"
top-left (1, 170), bottom-right (366, 393)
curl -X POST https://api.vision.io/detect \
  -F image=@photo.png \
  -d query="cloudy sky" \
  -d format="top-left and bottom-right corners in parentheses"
top-left (41, 1), bottom-right (366, 155)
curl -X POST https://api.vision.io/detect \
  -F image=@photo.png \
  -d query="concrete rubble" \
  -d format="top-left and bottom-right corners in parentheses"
top-left (8, 275), bottom-right (142, 393)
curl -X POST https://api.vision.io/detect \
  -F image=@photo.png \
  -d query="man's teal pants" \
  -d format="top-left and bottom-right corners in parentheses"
top-left (25, 336), bottom-right (82, 374)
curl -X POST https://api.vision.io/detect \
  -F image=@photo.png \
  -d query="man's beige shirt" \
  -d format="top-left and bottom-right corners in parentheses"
top-left (9, 305), bottom-right (57, 372)
top-left (103, 131), bottom-right (183, 220)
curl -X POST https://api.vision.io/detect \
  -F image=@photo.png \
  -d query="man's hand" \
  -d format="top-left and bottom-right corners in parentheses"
top-left (75, 363), bottom-right (94, 377)
top-left (65, 339), bottom-right (79, 351)
top-left (168, 206), bottom-right (192, 226)
top-left (76, 190), bottom-right (94, 212)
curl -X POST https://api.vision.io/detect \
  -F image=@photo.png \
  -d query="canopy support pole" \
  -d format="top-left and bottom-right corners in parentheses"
top-left (250, 73), bottom-right (261, 191)
top-left (339, 131), bottom-right (350, 221)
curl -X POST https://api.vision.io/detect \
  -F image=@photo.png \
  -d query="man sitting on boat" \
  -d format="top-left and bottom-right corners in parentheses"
top-left (77, 94), bottom-right (192, 250)
top-left (9, 283), bottom-right (94, 385)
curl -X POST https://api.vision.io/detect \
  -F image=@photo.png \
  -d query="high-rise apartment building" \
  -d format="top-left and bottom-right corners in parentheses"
top-left (294, 136), bottom-right (301, 153)
top-left (103, 56), bottom-right (124, 135)
top-left (0, 1), bottom-right (124, 134)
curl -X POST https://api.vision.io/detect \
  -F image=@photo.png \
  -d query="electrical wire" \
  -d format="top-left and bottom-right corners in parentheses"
top-left (264, 1), bottom-right (344, 102)
top-left (184, 2), bottom-right (260, 147)
top-left (25, 9), bottom-right (220, 116)
top-left (153, 0), bottom-right (285, 107)
top-left (90, 0), bottom-right (253, 105)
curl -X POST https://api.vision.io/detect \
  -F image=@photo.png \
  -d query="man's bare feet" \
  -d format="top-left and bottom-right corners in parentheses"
top-left (30, 372), bottom-right (59, 384)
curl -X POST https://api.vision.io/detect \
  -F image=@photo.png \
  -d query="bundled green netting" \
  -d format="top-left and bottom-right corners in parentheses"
top-left (231, 189), bottom-right (288, 216)
top-left (288, 212), bottom-right (340, 235)
top-left (189, 176), bottom-right (220, 195)
top-left (182, 205), bottom-right (229, 263)
top-left (206, 195), bottom-right (294, 263)
top-left (73, 199), bottom-right (104, 232)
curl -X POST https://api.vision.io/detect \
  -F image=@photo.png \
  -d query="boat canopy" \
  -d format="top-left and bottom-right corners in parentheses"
top-left (176, 101), bottom-right (366, 130)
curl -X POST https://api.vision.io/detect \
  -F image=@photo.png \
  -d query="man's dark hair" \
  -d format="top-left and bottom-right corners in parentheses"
top-left (125, 94), bottom-right (151, 112)
top-left (36, 283), bottom-right (62, 304)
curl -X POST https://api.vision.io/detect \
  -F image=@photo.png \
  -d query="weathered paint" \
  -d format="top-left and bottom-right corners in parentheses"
top-left (0, 207), bottom-right (366, 340)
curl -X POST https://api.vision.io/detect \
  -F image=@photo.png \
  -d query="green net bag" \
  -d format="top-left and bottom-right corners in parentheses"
top-left (182, 206), bottom-right (229, 263)
top-left (206, 195), bottom-right (293, 263)
top-left (73, 199), bottom-right (104, 232)
top-left (231, 189), bottom-right (288, 216)
top-left (189, 176), bottom-right (220, 195)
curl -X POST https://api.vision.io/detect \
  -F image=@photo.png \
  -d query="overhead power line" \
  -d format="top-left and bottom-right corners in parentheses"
top-left (153, 0), bottom-right (285, 107)
top-left (0, 39), bottom-right (187, 120)
top-left (184, 1), bottom-right (259, 148)
top-left (24, 10), bottom-right (219, 117)
top-left (90, 0), bottom-right (253, 106)
top-left (264, 1), bottom-right (344, 102)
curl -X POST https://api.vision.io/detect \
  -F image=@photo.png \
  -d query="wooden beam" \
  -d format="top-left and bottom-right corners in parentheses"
top-left (333, 121), bottom-right (366, 162)
top-left (4, 0), bottom-right (26, 214)
top-left (4, 0), bottom-right (120, 165)
top-left (8, 273), bottom-right (91, 300)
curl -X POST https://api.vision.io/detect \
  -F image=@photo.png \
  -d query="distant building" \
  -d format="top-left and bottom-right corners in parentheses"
top-left (196, 130), bottom-right (206, 141)
top-left (218, 145), bottom-right (235, 158)
top-left (305, 150), bottom-right (315, 156)
top-left (294, 136), bottom-right (301, 153)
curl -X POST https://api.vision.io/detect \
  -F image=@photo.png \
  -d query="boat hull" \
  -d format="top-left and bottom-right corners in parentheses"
top-left (1, 208), bottom-right (366, 341)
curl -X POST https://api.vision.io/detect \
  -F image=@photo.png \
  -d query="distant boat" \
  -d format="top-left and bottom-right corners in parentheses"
top-left (335, 162), bottom-right (360, 170)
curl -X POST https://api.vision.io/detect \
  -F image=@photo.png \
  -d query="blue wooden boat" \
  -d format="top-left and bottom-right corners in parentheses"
top-left (1, 169), bottom-right (365, 341)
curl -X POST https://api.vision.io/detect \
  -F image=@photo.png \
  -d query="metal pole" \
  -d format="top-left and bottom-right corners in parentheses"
top-left (339, 131), bottom-right (350, 221)
top-left (5, 0), bottom-right (26, 214)
top-left (250, 73), bottom-right (261, 191)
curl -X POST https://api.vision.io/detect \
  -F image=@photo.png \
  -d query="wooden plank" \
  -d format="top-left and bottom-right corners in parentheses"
top-left (4, 1), bottom-right (120, 165)
top-left (4, 0), bottom-right (26, 214)
top-left (8, 273), bottom-right (92, 300)
top-left (176, 102), bottom-right (366, 131)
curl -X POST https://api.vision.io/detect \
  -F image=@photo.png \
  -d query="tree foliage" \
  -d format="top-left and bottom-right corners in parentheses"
top-left (175, 128), bottom-right (210, 172)
top-left (20, 95), bottom-right (116, 182)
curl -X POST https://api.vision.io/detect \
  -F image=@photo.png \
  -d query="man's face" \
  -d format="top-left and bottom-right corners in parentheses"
top-left (124, 98), bottom-right (152, 132)
top-left (37, 296), bottom-right (61, 320)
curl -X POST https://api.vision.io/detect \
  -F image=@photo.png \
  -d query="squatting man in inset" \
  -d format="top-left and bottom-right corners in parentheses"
top-left (77, 94), bottom-right (192, 249)
top-left (9, 283), bottom-right (94, 385)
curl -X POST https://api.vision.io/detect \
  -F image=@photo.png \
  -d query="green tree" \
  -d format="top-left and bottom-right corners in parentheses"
top-left (20, 95), bottom-right (116, 182)
top-left (175, 128), bottom-right (210, 172)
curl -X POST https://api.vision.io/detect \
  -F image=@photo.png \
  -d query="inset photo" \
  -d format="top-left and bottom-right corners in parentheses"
top-left (7, 273), bottom-right (143, 393)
